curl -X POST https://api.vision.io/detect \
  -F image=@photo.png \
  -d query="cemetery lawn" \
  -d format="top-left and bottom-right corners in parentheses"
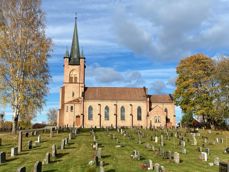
top-left (0, 128), bottom-right (228, 172)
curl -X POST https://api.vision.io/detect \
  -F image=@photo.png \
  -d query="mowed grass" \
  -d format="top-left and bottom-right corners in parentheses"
top-left (0, 128), bottom-right (228, 172)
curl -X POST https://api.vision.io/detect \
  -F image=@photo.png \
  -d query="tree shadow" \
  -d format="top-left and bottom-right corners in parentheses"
top-left (106, 169), bottom-right (115, 172)
top-left (43, 170), bottom-right (58, 172)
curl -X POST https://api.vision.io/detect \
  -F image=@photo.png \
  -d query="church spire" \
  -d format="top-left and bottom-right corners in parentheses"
top-left (69, 15), bottom-right (80, 65)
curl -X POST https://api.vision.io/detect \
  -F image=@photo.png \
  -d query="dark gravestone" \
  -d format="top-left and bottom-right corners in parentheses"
top-left (34, 161), bottom-right (42, 172)
top-left (52, 144), bottom-right (57, 157)
top-left (44, 152), bottom-right (51, 164)
top-left (0, 138), bottom-right (2, 146)
top-left (28, 140), bottom-right (32, 149)
top-left (17, 166), bottom-right (26, 172)
top-left (18, 131), bottom-right (22, 153)
top-left (25, 132), bottom-right (29, 137)
top-left (0, 152), bottom-right (6, 164)
top-left (95, 156), bottom-right (99, 166)
top-left (225, 147), bottom-right (229, 154)
top-left (219, 162), bottom-right (229, 172)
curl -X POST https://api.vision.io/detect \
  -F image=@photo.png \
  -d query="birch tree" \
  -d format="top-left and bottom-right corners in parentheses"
top-left (0, 0), bottom-right (51, 133)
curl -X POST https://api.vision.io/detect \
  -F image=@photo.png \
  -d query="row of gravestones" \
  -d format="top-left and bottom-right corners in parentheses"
top-left (0, 127), bottom-right (78, 171)
top-left (117, 128), bottom-right (229, 172)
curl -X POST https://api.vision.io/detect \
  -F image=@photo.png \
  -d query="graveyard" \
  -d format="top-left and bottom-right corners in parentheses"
top-left (0, 127), bottom-right (228, 172)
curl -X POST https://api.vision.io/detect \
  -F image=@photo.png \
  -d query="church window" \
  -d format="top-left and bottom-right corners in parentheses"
top-left (72, 92), bottom-right (75, 97)
top-left (69, 70), bottom-right (77, 83)
top-left (70, 106), bottom-right (73, 112)
top-left (104, 106), bottom-right (109, 120)
top-left (88, 106), bottom-right (93, 120)
top-left (158, 116), bottom-right (161, 123)
top-left (137, 106), bottom-right (142, 121)
top-left (120, 106), bottom-right (125, 120)
top-left (154, 116), bottom-right (158, 123)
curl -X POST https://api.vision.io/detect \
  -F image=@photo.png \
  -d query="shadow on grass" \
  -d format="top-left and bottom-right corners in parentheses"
top-left (43, 170), bottom-right (58, 172)
top-left (101, 155), bottom-right (111, 159)
top-left (56, 152), bottom-right (69, 158)
top-left (6, 157), bottom-right (18, 162)
top-left (64, 146), bottom-right (77, 149)
top-left (106, 169), bottom-right (115, 172)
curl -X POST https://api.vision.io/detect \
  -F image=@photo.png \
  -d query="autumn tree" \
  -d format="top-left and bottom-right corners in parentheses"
top-left (0, 0), bottom-right (51, 133)
top-left (213, 57), bottom-right (229, 122)
top-left (46, 108), bottom-right (58, 125)
top-left (174, 54), bottom-right (216, 125)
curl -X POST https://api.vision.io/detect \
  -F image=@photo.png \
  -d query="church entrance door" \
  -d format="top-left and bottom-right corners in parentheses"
top-left (76, 116), bottom-right (81, 127)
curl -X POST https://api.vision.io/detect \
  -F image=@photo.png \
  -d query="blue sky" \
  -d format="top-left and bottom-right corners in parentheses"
top-left (2, 0), bottom-right (229, 123)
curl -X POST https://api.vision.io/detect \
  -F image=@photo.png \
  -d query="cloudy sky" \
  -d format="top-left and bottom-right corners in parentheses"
top-left (3, 0), bottom-right (229, 123)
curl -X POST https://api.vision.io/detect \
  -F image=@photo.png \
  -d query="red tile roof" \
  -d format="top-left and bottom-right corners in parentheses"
top-left (84, 87), bottom-right (147, 101)
top-left (150, 94), bottom-right (173, 103)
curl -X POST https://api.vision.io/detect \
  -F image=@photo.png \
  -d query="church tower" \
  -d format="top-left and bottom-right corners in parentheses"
top-left (58, 17), bottom-right (85, 127)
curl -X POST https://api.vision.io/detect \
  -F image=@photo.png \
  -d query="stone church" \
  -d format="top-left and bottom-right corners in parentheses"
top-left (57, 19), bottom-right (176, 128)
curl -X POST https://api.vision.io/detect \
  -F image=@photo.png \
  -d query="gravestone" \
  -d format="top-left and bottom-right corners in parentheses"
top-left (160, 135), bottom-right (164, 146)
top-left (205, 148), bottom-right (210, 155)
top-left (219, 162), bottom-right (229, 172)
top-left (220, 138), bottom-right (224, 143)
top-left (69, 133), bottom-right (72, 140)
top-left (95, 156), bottom-right (99, 166)
top-left (0, 138), bottom-right (2, 146)
top-left (148, 159), bottom-right (153, 170)
top-left (160, 166), bottom-right (165, 172)
top-left (214, 157), bottom-right (220, 166)
top-left (50, 128), bottom-right (53, 138)
top-left (61, 139), bottom-right (65, 150)
top-left (181, 148), bottom-right (187, 154)
top-left (155, 136), bottom-right (158, 143)
top-left (193, 136), bottom-right (197, 146)
top-left (44, 152), bottom-right (51, 164)
top-left (99, 161), bottom-right (104, 172)
top-left (28, 140), bottom-right (32, 149)
top-left (0, 152), bottom-right (6, 164)
top-left (154, 163), bottom-right (160, 172)
top-left (201, 152), bottom-right (207, 161)
top-left (18, 131), bottom-right (22, 153)
top-left (37, 135), bottom-right (41, 143)
top-left (97, 148), bottom-right (102, 159)
top-left (216, 138), bottom-right (219, 143)
top-left (34, 161), bottom-right (42, 172)
top-left (174, 152), bottom-right (180, 164)
top-left (181, 140), bottom-right (185, 147)
top-left (25, 132), bottom-right (29, 137)
top-left (224, 147), bottom-right (229, 154)
top-left (11, 147), bottom-right (18, 157)
top-left (64, 138), bottom-right (68, 145)
top-left (52, 144), bottom-right (57, 157)
top-left (198, 146), bottom-right (202, 152)
top-left (17, 166), bottom-right (26, 172)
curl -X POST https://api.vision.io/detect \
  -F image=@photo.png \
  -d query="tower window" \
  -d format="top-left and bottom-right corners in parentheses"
top-left (69, 70), bottom-right (77, 83)
top-left (70, 106), bottom-right (74, 112)
top-left (72, 92), bottom-right (75, 97)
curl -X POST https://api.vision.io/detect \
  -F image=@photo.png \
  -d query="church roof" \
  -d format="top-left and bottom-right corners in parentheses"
top-left (150, 94), bottom-right (173, 103)
top-left (84, 87), bottom-right (147, 101)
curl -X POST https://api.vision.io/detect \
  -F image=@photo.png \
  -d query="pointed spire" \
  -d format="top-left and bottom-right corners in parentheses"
top-left (69, 15), bottom-right (80, 64)
top-left (64, 47), bottom-right (69, 58)
top-left (80, 47), bottom-right (84, 58)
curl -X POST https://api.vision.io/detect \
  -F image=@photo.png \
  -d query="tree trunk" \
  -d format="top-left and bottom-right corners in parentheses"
top-left (12, 114), bottom-right (18, 134)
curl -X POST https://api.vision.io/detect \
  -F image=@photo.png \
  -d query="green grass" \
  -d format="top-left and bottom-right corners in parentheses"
top-left (0, 128), bottom-right (228, 172)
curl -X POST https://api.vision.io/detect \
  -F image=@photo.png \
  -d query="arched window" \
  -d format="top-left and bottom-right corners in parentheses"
top-left (154, 116), bottom-right (158, 123)
top-left (69, 70), bottom-right (78, 83)
top-left (137, 106), bottom-right (142, 121)
top-left (158, 116), bottom-right (161, 123)
top-left (120, 106), bottom-right (125, 120)
top-left (104, 106), bottom-right (109, 120)
top-left (88, 106), bottom-right (93, 120)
